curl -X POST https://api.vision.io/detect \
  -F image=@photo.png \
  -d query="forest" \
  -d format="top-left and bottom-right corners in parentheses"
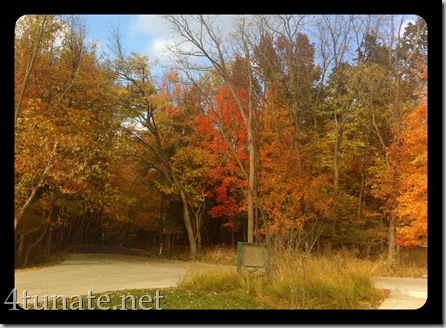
top-left (14, 15), bottom-right (427, 268)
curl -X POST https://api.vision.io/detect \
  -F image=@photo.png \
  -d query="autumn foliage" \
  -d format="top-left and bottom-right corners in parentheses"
top-left (14, 15), bottom-right (428, 265)
top-left (394, 75), bottom-right (427, 247)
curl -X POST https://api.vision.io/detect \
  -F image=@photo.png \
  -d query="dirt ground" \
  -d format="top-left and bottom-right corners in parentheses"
top-left (15, 253), bottom-right (234, 299)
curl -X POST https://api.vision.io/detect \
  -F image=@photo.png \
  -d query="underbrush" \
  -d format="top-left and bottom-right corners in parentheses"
top-left (179, 251), bottom-right (387, 309)
top-left (17, 243), bottom-right (427, 281)
top-left (196, 245), bottom-right (238, 265)
top-left (375, 247), bottom-right (428, 278)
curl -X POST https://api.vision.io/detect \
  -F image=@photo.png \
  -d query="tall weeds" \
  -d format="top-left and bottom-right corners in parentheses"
top-left (179, 248), bottom-right (384, 309)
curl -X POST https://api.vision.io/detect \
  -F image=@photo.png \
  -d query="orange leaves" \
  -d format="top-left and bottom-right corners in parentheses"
top-left (259, 129), bottom-right (333, 232)
top-left (393, 94), bottom-right (427, 246)
top-left (14, 15), bottom-right (126, 233)
top-left (105, 158), bottom-right (162, 231)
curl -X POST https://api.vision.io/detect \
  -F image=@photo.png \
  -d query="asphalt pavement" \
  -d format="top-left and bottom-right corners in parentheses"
top-left (14, 253), bottom-right (234, 300)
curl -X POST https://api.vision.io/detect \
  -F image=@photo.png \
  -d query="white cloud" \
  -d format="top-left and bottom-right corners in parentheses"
top-left (138, 38), bottom-right (174, 66)
top-left (127, 15), bottom-right (176, 64)
top-left (128, 15), bottom-right (237, 65)
top-left (129, 15), bottom-right (168, 38)
top-left (153, 37), bottom-right (175, 54)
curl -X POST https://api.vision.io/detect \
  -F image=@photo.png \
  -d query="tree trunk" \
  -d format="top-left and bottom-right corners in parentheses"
top-left (45, 227), bottom-right (53, 258)
top-left (78, 216), bottom-right (84, 244)
top-left (247, 124), bottom-right (255, 243)
top-left (387, 214), bottom-right (396, 268)
top-left (17, 233), bottom-right (26, 266)
top-left (166, 233), bottom-right (171, 250)
top-left (15, 15), bottom-right (47, 122)
top-left (159, 195), bottom-right (164, 246)
top-left (197, 231), bottom-right (202, 253)
top-left (15, 185), bottom-right (43, 231)
top-left (23, 197), bottom-right (57, 266)
top-left (23, 222), bottom-right (50, 267)
top-left (179, 190), bottom-right (198, 258)
top-left (333, 135), bottom-right (340, 192)
top-left (85, 220), bottom-right (91, 244)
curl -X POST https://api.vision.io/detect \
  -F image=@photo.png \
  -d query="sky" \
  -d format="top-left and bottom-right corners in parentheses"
top-left (83, 15), bottom-right (166, 61)
top-left (81, 14), bottom-right (417, 79)
top-left (82, 15), bottom-right (235, 69)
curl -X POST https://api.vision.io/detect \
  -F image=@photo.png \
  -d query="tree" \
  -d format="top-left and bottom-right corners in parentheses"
top-left (14, 15), bottom-right (48, 122)
top-left (15, 14), bottom-right (428, 267)
top-left (106, 27), bottom-right (204, 257)
top-left (163, 15), bottom-right (262, 243)
top-left (374, 15), bottom-right (427, 266)
top-left (393, 69), bottom-right (427, 247)
top-left (103, 149), bottom-right (164, 247)
top-left (194, 82), bottom-right (250, 242)
top-left (15, 15), bottom-right (122, 265)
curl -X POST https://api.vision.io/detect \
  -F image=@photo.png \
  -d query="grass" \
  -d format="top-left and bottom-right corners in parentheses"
top-left (176, 250), bottom-right (388, 309)
top-left (195, 245), bottom-right (428, 279)
top-left (376, 248), bottom-right (428, 278)
top-left (160, 289), bottom-right (272, 309)
top-left (33, 256), bottom-right (386, 310)
top-left (196, 245), bottom-right (238, 265)
top-left (25, 287), bottom-right (273, 310)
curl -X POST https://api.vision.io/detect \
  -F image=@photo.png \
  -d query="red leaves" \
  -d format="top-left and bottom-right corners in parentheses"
top-left (192, 85), bottom-right (250, 225)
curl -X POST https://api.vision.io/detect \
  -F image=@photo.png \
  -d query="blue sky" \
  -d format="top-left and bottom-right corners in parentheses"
top-left (82, 15), bottom-right (235, 66)
top-left (81, 15), bottom-right (237, 78)
top-left (81, 14), bottom-right (417, 80)
top-left (83, 15), bottom-right (163, 60)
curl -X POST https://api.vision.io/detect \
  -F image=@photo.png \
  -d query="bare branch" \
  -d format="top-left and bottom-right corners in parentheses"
top-left (15, 15), bottom-right (47, 123)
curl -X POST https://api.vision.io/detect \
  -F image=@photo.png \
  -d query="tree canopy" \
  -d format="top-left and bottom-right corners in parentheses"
top-left (14, 15), bottom-right (427, 265)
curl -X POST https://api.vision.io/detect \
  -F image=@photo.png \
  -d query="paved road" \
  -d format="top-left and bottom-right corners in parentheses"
top-left (15, 253), bottom-right (234, 299)
top-left (374, 277), bottom-right (427, 309)
top-left (15, 253), bottom-right (427, 309)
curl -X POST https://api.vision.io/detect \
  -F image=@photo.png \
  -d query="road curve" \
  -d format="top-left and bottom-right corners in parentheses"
top-left (15, 253), bottom-right (234, 299)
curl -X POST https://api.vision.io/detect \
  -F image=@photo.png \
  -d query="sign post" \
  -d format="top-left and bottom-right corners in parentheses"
top-left (236, 242), bottom-right (269, 274)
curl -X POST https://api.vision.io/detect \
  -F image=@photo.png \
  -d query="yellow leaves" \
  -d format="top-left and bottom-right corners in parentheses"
top-left (117, 87), bottom-right (130, 97)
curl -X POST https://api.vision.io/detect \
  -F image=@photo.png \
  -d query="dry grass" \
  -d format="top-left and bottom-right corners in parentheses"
top-left (180, 249), bottom-right (387, 309)
top-left (345, 247), bottom-right (429, 278)
top-left (172, 243), bottom-right (427, 279)
top-left (197, 245), bottom-right (238, 265)
top-left (266, 249), bottom-right (385, 309)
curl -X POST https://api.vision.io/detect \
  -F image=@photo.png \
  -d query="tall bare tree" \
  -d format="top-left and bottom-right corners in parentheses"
top-left (106, 25), bottom-right (201, 257)
top-left (163, 15), bottom-right (261, 243)
top-left (15, 15), bottom-right (47, 123)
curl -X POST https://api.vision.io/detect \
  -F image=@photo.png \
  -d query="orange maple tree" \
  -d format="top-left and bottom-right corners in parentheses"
top-left (394, 74), bottom-right (427, 247)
